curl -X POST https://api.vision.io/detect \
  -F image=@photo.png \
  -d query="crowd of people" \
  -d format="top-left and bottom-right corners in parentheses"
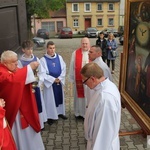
top-left (0, 33), bottom-right (121, 150)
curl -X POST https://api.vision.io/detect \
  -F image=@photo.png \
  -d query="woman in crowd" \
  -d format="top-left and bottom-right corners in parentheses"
top-left (106, 33), bottom-right (118, 74)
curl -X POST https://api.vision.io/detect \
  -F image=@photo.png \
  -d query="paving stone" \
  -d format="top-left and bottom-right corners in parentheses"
top-left (70, 148), bottom-right (78, 150)
top-left (62, 145), bottom-right (70, 150)
top-left (70, 135), bottom-right (78, 141)
top-left (120, 137), bottom-right (128, 146)
top-left (70, 141), bottom-right (78, 147)
top-left (45, 146), bottom-right (54, 150)
top-left (132, 124), bottom-right (140, 129)
top-left (54, 141), bottom-right (62, 149)
top-left (55, 136), bottom-right (62, 142)
top-left (42, 137), bottom-right (47, 143)
top-left (78, 132), bottom-right (85, 137)
top-left (48, 133), bottom-right (55, 139)
top-left (78, 137), bottom-right (86, 144)
top-left (120, 124), bottom-right (126, 130)
top-left (120, 146), bottom-right (129, 150)
top-left (126, 142), bottom-right (136, 149)
top-left (56, 130), bottom-right (63, 136)
top-left (63, 138), bottom-right (70, 144)
top-left (63, 133), bottom-right (70, 138)
top-left (42, 130), bottom-right (49, 136)
top-left (79, 144), bottom-right (86, 150)
top-left (47, 140), bottom-right (54, 146)
top-left (124, 121), bottom-right (130, 126)
top-left (63, 128), bottom-right (70, 133)
top-left (135, 144), bottom-right (146, 150)
top-left (124, 136), bottom-right (133, 142)
top-left (70, 129), bottom-right (77, 135)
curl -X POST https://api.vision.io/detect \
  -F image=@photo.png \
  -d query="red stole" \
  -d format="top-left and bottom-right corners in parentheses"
top-left (0, 64), bottom-right (41, 133)
top-left (0, 107), bottom-right (17, 150)
top-left (75, 48), bottom-right (85, 98)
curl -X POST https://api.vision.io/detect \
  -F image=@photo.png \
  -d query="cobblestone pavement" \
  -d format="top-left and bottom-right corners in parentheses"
top-left (34, 38), bottom-right (149, 150)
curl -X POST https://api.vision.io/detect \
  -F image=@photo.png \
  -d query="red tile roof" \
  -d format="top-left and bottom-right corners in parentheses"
top-left (49, 7), bottom-right (66, 18)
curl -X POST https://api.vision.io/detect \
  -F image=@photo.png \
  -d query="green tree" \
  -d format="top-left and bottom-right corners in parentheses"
top-left (26, 0), bottom-right (65, 37)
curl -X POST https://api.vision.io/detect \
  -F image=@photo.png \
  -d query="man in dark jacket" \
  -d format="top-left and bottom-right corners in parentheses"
top-left (96, 32), bottom-right (107, 62)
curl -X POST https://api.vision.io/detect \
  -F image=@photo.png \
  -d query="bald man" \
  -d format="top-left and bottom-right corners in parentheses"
top-left (69, 37), bottom-right (90, 119)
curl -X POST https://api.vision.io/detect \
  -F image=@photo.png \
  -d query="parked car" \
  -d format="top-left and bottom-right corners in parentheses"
top-left (119, 35), bottom-right (124, 45)
top-left (59, 27), bottom-right (73, 38)
top-left (85, 27), bottom-right (98, 38)
top-left (32, 37), bottom-right (45, 48)
top-left (101, 28), bottom-right (119, 38)
top-left (37, 29), bottom-right (49, 39)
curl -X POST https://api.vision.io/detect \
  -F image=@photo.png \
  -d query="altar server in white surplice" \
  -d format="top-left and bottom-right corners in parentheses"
top-left (85, 45), bottom-right (113, 107)
top-left (69, 37), bottom-right (90, 119)
top-left (18, 40), bottom-right (47, 129)
top-left (39, 41), bottom-right (67, 126)
top-left (81, 63), bottom-right (121, 150)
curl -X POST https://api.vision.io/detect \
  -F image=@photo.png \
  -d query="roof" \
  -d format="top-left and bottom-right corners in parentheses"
top-left (49, 7), bottom-right (66, 18)
top-left (66, 0), bottom-right (120, 2)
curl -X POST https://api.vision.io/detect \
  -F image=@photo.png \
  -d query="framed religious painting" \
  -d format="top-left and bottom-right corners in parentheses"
top-left (120, 0), bottom-right (150, 135)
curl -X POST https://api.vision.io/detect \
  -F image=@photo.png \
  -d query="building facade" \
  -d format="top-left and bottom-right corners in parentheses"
top-left (119, 0), bottom-right (125, 26)
top-left (32, 0), bottom-right (121, 35)
top-left (66, 0), bottom-right (120, 33)
top-left (31, 8), bottom-right (66, 37)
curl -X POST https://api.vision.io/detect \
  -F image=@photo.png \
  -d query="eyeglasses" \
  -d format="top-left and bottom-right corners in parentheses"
top-left (82, 77), bottom-right (91, 84)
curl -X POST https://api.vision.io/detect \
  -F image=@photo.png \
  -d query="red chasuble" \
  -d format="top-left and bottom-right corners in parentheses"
top-left (75, 48), bottom-right (85, 98)
top-left (0, 107), bottom-right (17, 150)
top-left (0, 64), bottom-right (41, 133)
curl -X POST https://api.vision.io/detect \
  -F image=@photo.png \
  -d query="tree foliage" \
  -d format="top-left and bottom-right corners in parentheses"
top-left (26, 0), bottom-right (65, 18)
top-left (25, 0), bottom-right (66, 35)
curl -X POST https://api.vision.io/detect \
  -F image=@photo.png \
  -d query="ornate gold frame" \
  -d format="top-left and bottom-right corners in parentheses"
top-left (120, 0), bottom-right (150, 135)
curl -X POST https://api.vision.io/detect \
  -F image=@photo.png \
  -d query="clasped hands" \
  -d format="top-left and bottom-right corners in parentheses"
top-left (54, 78), bottom-right (60, 85)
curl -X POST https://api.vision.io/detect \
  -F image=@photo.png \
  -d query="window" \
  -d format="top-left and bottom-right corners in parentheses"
top-left (97, 3), bottom-right (102, 11)
top-left (84, 3), bottom-right (91, 12)
top-left (72, 3), bottom-right (79, 12)
top-left (108, 18), bottom-right (114, 26)
top-left (108, 3), bottom-right (114, 11)
top-left (42, 22), bottom-right (55, 32)
top-left (73, 19), bottom-right (79, 27)
top-left (97, 19), bottom-right (102, 26)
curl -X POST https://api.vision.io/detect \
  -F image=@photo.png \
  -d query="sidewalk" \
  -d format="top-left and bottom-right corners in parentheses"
top-left (34, 38), bottom-right (149, 150)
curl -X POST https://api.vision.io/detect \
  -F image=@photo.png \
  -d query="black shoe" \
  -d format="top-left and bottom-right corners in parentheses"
top-left (41, 127), bottom-right (45, 131)
top-left (47, 119), bottom-right (54, 125)
top-left (59, 114), bottom-right (68, 120)
top-left (80, 116), bottom-right (84, 121)
top-left (75, 116), bottom-right (84, 120)
top-left (75, 115), bottom-right (80, 119)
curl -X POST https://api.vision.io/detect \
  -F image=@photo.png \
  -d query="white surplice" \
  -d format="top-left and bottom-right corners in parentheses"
top-left (69, 50), bottom-right (89, 118)
top-left (85, 56), bottom-right (113, 107)
top-left (12, 65), bottom-right (45, 150)
top-left (18, 54), bottom-right (47, 129)
top-left (84, 78), bottom-right (121, 150)
top-left (93, 57), bottom-right (112, 81)
top-left (39, 54), bottom-right (66, 120)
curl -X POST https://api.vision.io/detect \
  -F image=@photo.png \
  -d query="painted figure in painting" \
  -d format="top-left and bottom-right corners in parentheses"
top-left (134, 56), bottom-right (142, 95)
top-left (144, 53), bottom-right (150, 98)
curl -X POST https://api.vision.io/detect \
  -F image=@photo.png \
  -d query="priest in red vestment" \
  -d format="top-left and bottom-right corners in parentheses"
top-left (69, 37), bottom-right (90, 118)
top-left (0, 98), bottom-right (17, 150)
top-left (0, 50), bottom-right (45, 150)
